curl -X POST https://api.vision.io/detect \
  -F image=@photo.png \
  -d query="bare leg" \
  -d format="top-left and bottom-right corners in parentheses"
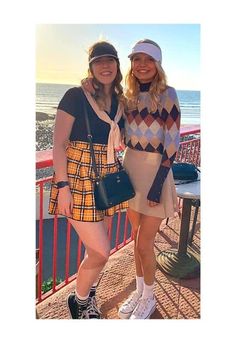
top-left (68, 219), bottom-right (110, 297)
top-left (104, 216), bottom-right (112, 230)
top-left (127, 208), bottom-right (143, 277)
top-left (136, 215), bottom-right (163, 285)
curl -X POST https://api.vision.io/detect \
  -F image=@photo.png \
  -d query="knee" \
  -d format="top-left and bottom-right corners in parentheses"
top-left (99, 249), bottom-right (110, 265)
top-left (95, 254), bottom-right (109, 267)
top-left (136, 241), bottom-right (146, 258)
top-left (88, 247), bottom-right (110, 267)
top-left (136, 240), bottom-right (153, 259)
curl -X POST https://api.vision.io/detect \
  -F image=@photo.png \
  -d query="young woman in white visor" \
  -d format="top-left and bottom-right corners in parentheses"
top-left (118, 39), bottom-right (181, 319)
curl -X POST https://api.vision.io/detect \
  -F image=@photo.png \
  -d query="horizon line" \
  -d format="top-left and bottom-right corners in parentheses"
top-left (36, 81), bottom-right (200, 92)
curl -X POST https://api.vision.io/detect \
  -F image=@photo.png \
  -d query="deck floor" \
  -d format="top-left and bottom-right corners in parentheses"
top-left (36, 212), bottom-right (200, 319)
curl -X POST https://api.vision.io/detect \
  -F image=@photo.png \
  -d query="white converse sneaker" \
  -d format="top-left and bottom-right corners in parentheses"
top-left (118, 291), bottom-right (142, 319)
top-left (130, 296), bottom-right (156, 319)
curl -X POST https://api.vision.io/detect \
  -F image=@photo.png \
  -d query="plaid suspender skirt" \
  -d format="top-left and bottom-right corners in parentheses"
top-left (48, 141), bottom-right (128, 222)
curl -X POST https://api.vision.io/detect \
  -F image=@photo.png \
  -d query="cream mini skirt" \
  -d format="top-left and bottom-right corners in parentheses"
top-left (123, 147), bottom-right (178, 218)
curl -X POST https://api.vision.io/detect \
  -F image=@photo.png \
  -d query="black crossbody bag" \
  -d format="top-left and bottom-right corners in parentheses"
top-left (83, 100), bottom-right (135, 211)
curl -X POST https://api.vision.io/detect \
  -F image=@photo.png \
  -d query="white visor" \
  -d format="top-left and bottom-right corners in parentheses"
top-left (128, 42), bottom-right (162, 64)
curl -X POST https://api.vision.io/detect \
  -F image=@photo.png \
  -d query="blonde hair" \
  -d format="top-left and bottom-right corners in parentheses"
top-left (125, 60), bottom-right (167, 113)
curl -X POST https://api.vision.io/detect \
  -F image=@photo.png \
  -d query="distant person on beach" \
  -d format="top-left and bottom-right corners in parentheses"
top-left (83, 39), bottom-right (181, 319)
top-left (48, 41), bottom-right (128, 319)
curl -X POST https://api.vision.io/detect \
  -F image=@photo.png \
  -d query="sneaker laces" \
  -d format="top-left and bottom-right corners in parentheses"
top-left (76, 303), bottom-right (88, 319)
top-left (86, 296), bottom-right (101, 318)
top-left (133, 297), bottom-right (153, 317)
top-left (123, 292), bottom-right (141, 308)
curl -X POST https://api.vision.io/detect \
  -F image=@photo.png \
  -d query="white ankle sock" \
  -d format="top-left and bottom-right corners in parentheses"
top-left (141, 282), bottom-right (154, 299)
top-left (75, 290), bottom-right (89, 301)
top-left (136, 276), bottom-right (144, 295)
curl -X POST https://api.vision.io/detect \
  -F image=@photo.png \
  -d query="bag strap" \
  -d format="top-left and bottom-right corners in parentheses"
top-left (82, 87), bottom-right (123, 164)
top-left (83, 95), bottom-right (123, 177)
top-left (82, 98), bottom-right (100, 179)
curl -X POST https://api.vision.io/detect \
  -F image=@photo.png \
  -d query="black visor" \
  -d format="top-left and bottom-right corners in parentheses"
top-left (89, 43), bottom-right (119, 64)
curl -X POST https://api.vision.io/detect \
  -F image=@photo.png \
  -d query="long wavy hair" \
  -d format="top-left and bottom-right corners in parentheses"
top-left (125, 39), bottom-right (167, 113)
top-left (87, 41), bottom-right (125, 110)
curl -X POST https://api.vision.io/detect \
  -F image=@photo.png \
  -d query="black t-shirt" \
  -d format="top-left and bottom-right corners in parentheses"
top-left (57, 87), bottom-right (124, 144)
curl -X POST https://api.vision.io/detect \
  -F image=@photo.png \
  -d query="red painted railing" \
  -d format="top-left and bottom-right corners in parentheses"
top-left (36, 125), bottom-right (200, 304)
top-left (36, 125), bottom-right (200, 169)
top-left (176, 138), bottom-right (200, 166)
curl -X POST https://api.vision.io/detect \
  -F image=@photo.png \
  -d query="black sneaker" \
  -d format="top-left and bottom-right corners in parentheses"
top-left (67, 292), bottom-right (88, 319)
top-left (86, 296), bottom-right (101, 319)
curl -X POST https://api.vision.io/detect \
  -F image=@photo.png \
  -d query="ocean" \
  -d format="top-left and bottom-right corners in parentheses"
top-left (36, 83), bottom-right (200, 152)
top-left (36, 83), bottom-right (200, 123)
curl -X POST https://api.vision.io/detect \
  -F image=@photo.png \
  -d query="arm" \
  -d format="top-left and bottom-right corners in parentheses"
top-left (53, 109), bottom-right (75, 216)
top-left (53, 109), bottom-right (75, 181)
top-left (147, 88), bottom-right (181, 204)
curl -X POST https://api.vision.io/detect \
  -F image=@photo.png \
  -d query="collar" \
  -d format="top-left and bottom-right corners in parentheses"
top-left (139, 82), bottom-right (152, 92)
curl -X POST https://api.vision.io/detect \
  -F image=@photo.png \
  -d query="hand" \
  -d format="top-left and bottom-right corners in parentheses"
top-left (58, 186), bottom-right (74, 217)
top-left (148, 200), bottom-right (159, 207)
top-left (81, 77), bottom-right (95, 94)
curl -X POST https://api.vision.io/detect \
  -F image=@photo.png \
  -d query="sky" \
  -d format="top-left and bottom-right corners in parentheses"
top-left (36, 24), bottom-right (200, 91)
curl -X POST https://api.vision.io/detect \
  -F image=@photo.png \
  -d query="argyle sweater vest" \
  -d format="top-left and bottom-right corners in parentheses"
top-left (124, 86), bottom-right (181, 203)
